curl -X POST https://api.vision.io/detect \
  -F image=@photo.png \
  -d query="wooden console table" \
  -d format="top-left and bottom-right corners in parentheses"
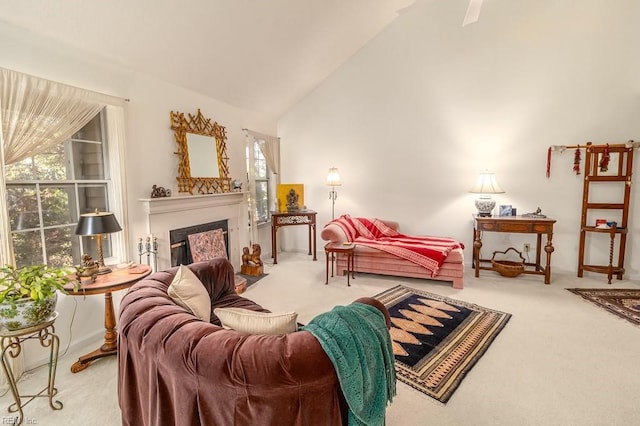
top-left (271, 210), bottom-right (317, 264)
top-left (473, 215), bottom-right (556, 284)
top-left (64, 264), bottom-right (151, 372)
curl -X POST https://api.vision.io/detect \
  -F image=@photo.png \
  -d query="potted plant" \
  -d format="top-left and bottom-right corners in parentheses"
top-left (0, 264), bottom-right (77, 331)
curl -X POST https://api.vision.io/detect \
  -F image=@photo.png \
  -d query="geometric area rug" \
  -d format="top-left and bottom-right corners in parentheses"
top-left (567, 288), bottom-right (640, 327)
top-left (373, 285), bottom-right (512, 403)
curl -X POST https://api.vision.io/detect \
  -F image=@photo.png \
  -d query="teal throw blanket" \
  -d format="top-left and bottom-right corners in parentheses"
top-left (303, 302), bottom-right (396, 426)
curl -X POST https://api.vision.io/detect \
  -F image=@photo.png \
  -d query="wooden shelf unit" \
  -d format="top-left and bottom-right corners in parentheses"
top-left (577, 144), bottom-right (633, 283)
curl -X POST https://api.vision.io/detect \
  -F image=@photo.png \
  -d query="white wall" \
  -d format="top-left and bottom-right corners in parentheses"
top-left (278, 0), bottom-right (640, 279)
top-left (0, 20), bottom-right (277, 367)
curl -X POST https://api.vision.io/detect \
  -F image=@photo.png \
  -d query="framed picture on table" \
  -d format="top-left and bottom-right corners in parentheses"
top-left (499, 205), bottom-right (513, 217)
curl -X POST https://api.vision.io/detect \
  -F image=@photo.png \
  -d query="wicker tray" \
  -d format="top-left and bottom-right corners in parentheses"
top-left (491, 247), bottom-right (525, 278)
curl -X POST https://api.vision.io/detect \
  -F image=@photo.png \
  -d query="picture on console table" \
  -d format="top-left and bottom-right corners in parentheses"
top-left (499, 205), bottom-right (513, 217)
top-left (276, 184), bottom-right (304, 213)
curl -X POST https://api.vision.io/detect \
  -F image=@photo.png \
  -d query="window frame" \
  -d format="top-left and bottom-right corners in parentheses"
top-left (253, 141), bottom-right (271, 225)
top-left (4, 107), bottom-right (126, 267)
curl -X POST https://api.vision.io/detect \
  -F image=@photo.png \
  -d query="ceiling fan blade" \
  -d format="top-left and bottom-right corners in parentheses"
top-left (462, 0), bottom-right (483, 26)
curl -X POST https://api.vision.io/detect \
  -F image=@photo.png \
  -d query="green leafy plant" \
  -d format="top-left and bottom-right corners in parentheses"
top-left (0, 264), bottom-right (77, 306)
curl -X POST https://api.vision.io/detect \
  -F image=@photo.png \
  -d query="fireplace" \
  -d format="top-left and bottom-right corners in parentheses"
top-left (170, 220), bottom-right (229, 266)
top-left (139, 193), bottom-right (245, 271)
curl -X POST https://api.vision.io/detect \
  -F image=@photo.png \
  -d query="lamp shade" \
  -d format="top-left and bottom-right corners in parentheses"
top-left (469, 171), bottom-right (505, 194)
top-left (326, 167), bottom-right (342, 186)
top-left (75, 210), bottom-right (122, 236)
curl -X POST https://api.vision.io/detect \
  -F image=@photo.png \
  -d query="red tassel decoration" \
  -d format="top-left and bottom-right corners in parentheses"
top-left (573, 145), bottom-right (581, 175)
top-left (599, 143), bottom-right (610, 172)
top-left (546, 146), bottom-right (552, 178)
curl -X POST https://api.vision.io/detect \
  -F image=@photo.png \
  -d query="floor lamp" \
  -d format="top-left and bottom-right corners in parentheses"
top-left (326, 167), bottom-right (341, 220)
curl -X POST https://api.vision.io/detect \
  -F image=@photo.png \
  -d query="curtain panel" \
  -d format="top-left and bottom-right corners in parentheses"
top-left (244, 129), bottom-right (280, 246)
top-left (0, 68), bottom-right (125, 164)
top-left (257, 134), bottom-right (280, 176)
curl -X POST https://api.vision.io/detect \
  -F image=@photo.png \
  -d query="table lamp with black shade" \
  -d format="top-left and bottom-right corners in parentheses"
top-left (75, 209), bottom-right (122, 275)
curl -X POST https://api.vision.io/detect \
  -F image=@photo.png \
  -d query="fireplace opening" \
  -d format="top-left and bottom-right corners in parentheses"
top-left (169, 220), bottom-right (229, 266)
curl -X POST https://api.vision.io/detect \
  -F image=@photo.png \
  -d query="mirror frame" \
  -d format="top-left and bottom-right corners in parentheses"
top-left (170, 109), bottom-right (231, 194)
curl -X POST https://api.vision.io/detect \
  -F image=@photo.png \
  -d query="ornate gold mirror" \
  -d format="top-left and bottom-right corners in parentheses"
top-left (170, 109), bottom-right (230, 194)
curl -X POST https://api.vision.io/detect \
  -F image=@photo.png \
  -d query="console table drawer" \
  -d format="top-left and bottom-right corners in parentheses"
top-left (477, 220), bottom-right (553, 234)
top-left (533, 223), bottom-right (553, 233)
top-left (477, 221), bottom-right (531, 233)
top-left (496, 222), bottom-right (531, 233)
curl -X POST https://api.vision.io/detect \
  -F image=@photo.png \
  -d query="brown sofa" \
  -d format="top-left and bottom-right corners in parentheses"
top-left (321, 219), bottom-right (465, 289)
top-left (117, 258), bottom-right (390, 426)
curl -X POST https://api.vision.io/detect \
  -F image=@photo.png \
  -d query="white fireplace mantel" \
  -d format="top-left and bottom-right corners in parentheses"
top-left (140, 192), bottom-right (245, 215)
top-left (139, 192), bottom-right (246, 271)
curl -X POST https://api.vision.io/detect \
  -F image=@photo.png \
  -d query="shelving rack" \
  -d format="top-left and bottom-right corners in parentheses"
top-left (577, 143), bottom-right (634, 283)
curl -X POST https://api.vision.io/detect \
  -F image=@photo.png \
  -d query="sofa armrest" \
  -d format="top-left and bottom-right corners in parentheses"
top-left (164, 258), bottom-right (266, 324)
top-left (354, 296), bottom-right (391, 328)
top-left (321, 223), bottom-right (348, 243)
top-left (321, 219), bottom-right (401, 243)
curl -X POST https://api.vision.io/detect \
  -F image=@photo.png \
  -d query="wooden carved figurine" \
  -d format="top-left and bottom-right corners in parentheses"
top-left (241, 244), bottom-right (263, 276)
top-left (241, 247), bottom-right (251, 265)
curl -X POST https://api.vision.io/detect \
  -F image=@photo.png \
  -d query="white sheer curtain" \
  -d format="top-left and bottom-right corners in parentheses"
top-left (257, 134), bottom-right (280, 176)
top-left (105, 105), bottom-right (129, 265)
top-left (0, 67), bottom-right (126, 265)
top-left (0, 68), bottom-right (123, 163)
top-left (244, 129), bottom-right (280, 246)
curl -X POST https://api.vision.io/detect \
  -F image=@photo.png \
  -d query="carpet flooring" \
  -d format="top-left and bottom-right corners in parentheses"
top-left (567, 288), bottom-right (640, 327)
top-left (374, 285), bottom-right (511, 403)
top-left (3, 253), bottom-right (640, 425)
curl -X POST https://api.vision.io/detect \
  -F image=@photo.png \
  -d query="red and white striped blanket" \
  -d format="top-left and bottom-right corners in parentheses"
top-left (330, 215), bottom-right (464, 277)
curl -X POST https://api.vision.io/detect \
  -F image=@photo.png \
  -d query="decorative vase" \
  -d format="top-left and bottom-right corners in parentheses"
top-left (0, 293), bottom-right (58, 331)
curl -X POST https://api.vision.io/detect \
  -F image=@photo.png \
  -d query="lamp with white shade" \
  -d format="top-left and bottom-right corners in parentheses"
top-left (326, 167), bottom-right (341, 220)
top-left (469, 170), bottom-right (505, 217)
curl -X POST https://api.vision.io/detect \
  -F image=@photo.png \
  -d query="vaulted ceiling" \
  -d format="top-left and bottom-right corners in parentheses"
top-left (1, 0), bottom-right (415, 118)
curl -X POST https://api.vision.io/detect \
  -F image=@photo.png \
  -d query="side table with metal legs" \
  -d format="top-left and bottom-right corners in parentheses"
top-left (0, 312), bottom-right (62, 425)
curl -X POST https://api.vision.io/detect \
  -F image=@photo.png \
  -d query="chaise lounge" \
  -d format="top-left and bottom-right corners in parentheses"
top-left (321, 215), bottom-right (465, 289)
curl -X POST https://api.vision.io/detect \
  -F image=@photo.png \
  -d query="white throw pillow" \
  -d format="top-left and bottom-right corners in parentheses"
top-left (168, 265), bottom-right (211, 322)
top-left (214, 308), bottom-right (298, 335)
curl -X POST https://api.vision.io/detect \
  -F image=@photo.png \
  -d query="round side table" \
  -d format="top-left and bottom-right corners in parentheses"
top-left (63, 264), bottom-right (151, 373)
top-left (324, 242), bottom-right (356, 286)
top-left (0, 312), bottom-right (62, 425)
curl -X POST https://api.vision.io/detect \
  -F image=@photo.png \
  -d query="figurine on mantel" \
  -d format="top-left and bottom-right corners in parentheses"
top-left (231, 180), bottom-right (243, 192)
top-left (151, 185), bottom-right (171, 198)
top-left (241, 244), bottom-right (263, 276)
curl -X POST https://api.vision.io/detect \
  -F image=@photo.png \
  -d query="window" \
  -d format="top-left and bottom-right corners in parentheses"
top-left (5, 109), bottom-right (114, 267)
top-left (247, 140), bottom-right (271, 224)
